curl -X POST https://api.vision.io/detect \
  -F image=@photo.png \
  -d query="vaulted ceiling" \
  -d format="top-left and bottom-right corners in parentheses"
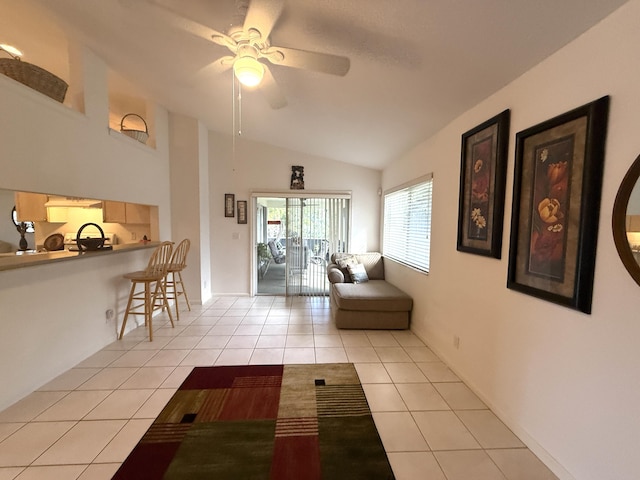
top-left (1, 0), bottom-right (630, 169)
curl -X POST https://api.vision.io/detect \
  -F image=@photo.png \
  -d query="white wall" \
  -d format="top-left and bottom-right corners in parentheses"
top-left (169, 113), bottom-right (211, 305)
top-left (0, 47), bottom-right (174, 410)
top-left (198, 121), bottom-right (212, 302)
top-left (382, 2), bottom-right (640, 479)
top-left (0, 56), bottom-right (172, 232)
top-left (208, 131), bottom-right (381, 295)
top-left (0, 249), bottom-right (151, 410)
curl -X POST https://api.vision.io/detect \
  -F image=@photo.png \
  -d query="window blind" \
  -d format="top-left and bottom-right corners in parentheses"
top-left (383, 175), bottom-right (433, 273)
top-left (285, 196), bottom-right (350, 296)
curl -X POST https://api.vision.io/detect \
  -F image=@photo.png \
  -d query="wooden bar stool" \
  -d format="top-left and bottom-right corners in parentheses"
top-left (164, 238), bottom-right (191, 321)
top-left (119, 241), bottom-right (174, 341)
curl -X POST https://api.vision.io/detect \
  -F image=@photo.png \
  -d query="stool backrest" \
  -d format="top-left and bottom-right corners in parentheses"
top-left (171, 238), bottom-right (191, 269)
top-left (146, 241), bottom-right (174, 277)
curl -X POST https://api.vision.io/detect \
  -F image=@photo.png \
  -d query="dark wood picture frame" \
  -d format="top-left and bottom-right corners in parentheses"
top-left (457, 109), bottom-right (510, 258)
top-left (507, 96), bottom-right (609, 314)
top-left (290, 165), bottom-right (304, 190)
top-left (224, 193), bottom-right (235, 218)
top-left (237, 200), bottom-right (247, 224)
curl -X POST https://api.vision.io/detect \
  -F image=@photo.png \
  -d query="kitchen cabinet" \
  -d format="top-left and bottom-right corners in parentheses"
top-left (46, 207), bottom-right (69, 223)
top-left (627, 215), bottom-right (640, 232)
top-left (102, 201), bottom-right (126, 223)
top-left (125, 203), bottom-right (150, 224)
top-left (14, 192), bottom-right (70, 223)
top-left (14, 192), bottom-right (48, 222)
top-left (103, 201), bottom-right (150, 224)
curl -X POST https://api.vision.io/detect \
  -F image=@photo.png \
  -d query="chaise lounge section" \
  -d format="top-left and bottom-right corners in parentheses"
top-left (327, 252), bottom-right (413, 329)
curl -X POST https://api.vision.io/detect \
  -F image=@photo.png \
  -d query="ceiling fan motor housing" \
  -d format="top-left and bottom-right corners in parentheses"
top-left (233, 43), bottom-right (264, 86)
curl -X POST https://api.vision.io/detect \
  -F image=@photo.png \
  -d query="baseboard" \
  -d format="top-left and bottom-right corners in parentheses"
top-left (410, 328), bottom-right (576, 480)
top-left (209, 292), bottom-right (252, 297)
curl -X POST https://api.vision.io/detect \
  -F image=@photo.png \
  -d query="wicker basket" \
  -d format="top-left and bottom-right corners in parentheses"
top-left (120, 113), bottom-right (149, 144)
top-left (0, 58), bottom-right (68, 103)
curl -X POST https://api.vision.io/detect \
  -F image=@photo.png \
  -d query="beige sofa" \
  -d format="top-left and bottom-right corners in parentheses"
top-left (327, 252), bottom-right (413, 329)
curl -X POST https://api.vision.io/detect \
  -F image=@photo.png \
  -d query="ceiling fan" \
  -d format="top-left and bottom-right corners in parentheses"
top-left (131, 0), bottom-right (351, 109)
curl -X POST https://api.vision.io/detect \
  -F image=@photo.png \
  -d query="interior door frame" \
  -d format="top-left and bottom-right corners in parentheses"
top-left (250, 190), bottom-right (352, 296)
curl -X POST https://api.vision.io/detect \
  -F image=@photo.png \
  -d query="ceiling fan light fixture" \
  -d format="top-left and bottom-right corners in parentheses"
top-left (233, 56), bottom-right (264, 87)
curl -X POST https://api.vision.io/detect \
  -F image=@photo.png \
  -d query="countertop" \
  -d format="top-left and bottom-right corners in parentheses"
top-left (0, 242), bottom-right (160, 272)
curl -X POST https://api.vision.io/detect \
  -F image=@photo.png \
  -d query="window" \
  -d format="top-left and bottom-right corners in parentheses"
top-left (383, 174), bottom-right (433, 273)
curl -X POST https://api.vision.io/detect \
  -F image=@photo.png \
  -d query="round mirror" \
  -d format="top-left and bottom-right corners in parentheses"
top-left (612, 153), bottom-right (640, 286)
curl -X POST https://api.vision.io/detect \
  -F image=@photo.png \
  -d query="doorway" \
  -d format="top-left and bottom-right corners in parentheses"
top-left (255, 194), bottom-right (350, 296)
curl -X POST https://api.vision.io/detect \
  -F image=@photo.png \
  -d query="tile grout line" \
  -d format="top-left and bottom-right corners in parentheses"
top-left (0, 296), bottom-right (554, 479)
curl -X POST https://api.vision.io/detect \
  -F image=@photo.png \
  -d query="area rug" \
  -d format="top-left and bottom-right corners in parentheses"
top-left (113, 363), bottom-right (395, 479)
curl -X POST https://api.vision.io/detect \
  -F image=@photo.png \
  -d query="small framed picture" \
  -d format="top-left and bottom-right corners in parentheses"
top-left (290, 165), bottom-right (304, 190)
top-left (237, 200), bottom-right (247, 224)
top-left (224, 193), bottom-right (235, 217)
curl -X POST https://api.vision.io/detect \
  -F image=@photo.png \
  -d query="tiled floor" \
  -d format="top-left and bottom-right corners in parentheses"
top-left (0, 296), bottom-right (559, 480)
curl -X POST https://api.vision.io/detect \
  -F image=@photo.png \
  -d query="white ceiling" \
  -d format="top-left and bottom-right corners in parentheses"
top-left (1, 0), bottom-right (629, 170)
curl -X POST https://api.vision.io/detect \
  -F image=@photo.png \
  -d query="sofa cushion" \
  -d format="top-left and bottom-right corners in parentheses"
top-left (327, 265), bottom-right (346, 284)
top-left (336, 254), bottom-right (358, 269)
top-left (330, 292), bottom-right (410, 330)
top-left (332, 252), bottom-right (385, 281)
top-left (333, 280), bottom-right (413, 312)
top-left (347, 263), bottom-right (369, 283)
top-left (332, 254), bottom-right (355, 282)
top-left (355, 253), bottom-right (385, 280)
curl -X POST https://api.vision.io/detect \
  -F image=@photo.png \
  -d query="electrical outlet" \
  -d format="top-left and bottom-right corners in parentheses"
top-left (105, 309), bottom-right (115, 321)
top-left (453, 335), bottom-right (460, 349)
top-left (131, 232), bottom-right (137, 241)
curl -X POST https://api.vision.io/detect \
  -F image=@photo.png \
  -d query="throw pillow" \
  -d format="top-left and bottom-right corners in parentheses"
top-left (335, 255), bottom-right (358, 282)
top-left (348, 262), bottom-right (369, 284)
top-left (336, 255), bottom-right (358, 269)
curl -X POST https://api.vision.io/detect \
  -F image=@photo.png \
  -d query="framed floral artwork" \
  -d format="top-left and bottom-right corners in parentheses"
top-left (507, 96), bottom-right (609, 314)
top-left (457, 109), bottom-right (510, 258)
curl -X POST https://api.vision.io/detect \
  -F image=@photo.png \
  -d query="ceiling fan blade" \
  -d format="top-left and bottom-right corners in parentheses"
top-left (243, 0), bottom-right (284, 39)
top-left (260, 64), bottom-right (287, 110)
top-left (131, 0), bottom-right (236, 49)
top-left (266, 46), bottom-right (350, 76)
top-left (176, 55), bottom-right (234, 87)
top-left (197, 55), bottom-right (235, 77)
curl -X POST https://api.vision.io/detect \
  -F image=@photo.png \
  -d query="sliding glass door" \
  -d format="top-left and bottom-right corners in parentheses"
top-left (255, 194), bottom-right (350, 296)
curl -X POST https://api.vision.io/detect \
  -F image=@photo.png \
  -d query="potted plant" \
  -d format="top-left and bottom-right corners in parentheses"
top-left (257, 242), bottom-right (271, 278)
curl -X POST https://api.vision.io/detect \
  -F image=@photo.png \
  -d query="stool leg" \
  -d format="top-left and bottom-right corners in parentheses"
top-left (119, 282), bottom-right (136, 340)
top-left (159, 279), bottom-right (175, 328)
top-left (162, 273), bottom-right (169, 312)
top-left (177, 270), bottom-right (191, 311)
top-left (150, 278), bottom-right (174, 330)
top-left (168, 271), bottom-right (180, 322)
top-left (145, 281), bottom-right (153, 342)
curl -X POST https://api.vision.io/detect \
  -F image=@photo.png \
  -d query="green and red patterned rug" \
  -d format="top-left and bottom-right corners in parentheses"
top-left (113, 363), bottom-right (395, 479)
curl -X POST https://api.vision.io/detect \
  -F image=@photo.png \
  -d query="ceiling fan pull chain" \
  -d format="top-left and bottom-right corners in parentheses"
top-left (238, 82), bottom-right (243, 136)
top-left (232, 73), bottom-right (236, 170)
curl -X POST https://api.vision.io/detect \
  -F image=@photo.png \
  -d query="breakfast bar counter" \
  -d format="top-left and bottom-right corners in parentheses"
top-left (0, 241), bottom-right (161, 272)
top-left (0, 241), bottom-right (166, 411)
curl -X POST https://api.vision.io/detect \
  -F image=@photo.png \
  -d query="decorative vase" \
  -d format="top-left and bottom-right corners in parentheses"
top-left (19, 233), bottom-right (27, 251)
